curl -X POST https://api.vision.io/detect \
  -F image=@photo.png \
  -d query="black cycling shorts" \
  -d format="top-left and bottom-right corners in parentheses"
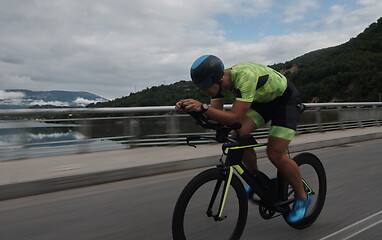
top-left (246, 81), bottom-right (302, 140)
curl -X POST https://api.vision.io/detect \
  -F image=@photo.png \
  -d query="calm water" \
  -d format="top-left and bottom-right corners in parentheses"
top-left (0, 121), bottom-right (124, 161)
top-left (0, 121), bottom-right (83, 146)
top-left (0, 116), bottom-right (207, 161)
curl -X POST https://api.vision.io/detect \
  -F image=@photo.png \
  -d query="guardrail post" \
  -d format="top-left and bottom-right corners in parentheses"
top-left (315, 107), bottom-right (322, 131)
top-left (373, 105), bottom-right (380, 127)
top-left (79, 120), bottom-right (91, 153)
top-left (357, 106), bottom-right (363, 128)
top-left (129, 118), bottom-right (140, 147)
top-left (166, 115), bottom-right (179, 145)
top-left (337, 106), bottom-right (344, 129)
top-left (129, 118), bottom-right (140, 135)
top-left (19, 122), bottom-right (28, 160)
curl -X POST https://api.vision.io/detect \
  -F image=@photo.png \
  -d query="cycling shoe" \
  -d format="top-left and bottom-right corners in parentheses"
top-left (286, 194), bottom-right (312, 223)
top-left (245, 186), bottom-right (260, 202)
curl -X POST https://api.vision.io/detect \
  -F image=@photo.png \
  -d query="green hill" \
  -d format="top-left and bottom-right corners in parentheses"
top-left (88, 81), bottom-right (210, 108)
top-left (91, 17), bottom-right (382, 107)
top-left (271, 17), bottom-right (382, 102)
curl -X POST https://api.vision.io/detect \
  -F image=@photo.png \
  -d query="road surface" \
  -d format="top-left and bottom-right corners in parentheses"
top-left (1, 139), bottom-right (382, 239)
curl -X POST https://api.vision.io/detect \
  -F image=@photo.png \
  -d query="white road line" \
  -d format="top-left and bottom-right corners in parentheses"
top-left (319, 210), bottom-right (382, 240)
top-left (342, 219), bottom-right (382, 240)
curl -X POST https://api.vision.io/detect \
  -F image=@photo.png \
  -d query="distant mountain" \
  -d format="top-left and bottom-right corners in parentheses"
top-left (0, 89), bottom-right (108, 109)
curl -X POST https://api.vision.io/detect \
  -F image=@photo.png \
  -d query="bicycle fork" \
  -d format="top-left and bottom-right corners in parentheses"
top-left (206, 166), bottom-right (234, 221)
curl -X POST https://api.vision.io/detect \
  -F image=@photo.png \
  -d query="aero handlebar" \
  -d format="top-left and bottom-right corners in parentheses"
top-left (186, 111), bottom-right (242, 143)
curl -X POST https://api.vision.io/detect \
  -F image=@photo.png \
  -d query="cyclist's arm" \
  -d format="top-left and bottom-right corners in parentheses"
top-left (210, 98), bottom-right (223, 110)
top-left (204, 100), bottom-right (251, 125)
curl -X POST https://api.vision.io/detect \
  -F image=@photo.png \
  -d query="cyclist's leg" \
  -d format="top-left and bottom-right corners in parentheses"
top-left (267, 81), bottom-right (311, 222)
top-left (240, 109), bottom-right (265, 172)
top-left (237, 113), bottom-right (262, 199)
top-left (267, 80), bottom-right (305, 199)
top-left (243, 149), bottom-right (257, 171)
top-left (267, 132), bottom-right (311, 223)
top-left (266, 134), bottom-right (306, 200)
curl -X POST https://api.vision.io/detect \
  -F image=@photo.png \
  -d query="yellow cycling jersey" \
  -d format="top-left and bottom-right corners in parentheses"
top-left (222, 62), bottom-right (287, 103)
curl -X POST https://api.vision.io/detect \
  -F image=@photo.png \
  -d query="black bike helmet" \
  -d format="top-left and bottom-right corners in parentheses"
top-left (190, 55), bottom-right (224, 89)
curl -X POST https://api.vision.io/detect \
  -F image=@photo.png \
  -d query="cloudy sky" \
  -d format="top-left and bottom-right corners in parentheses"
top-left (0, 0), bottom-right (381, 100)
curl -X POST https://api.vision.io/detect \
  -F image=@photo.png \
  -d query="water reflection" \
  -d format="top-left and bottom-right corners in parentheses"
top-left (0, 117), bottom-right (205, 161)
top-left (0, 121), bottom-right (121, 161)
top-left (0, 121), bottom-right (83, 146)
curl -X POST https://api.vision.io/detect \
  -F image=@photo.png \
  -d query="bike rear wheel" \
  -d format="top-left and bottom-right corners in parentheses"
top-left (280, 152), bottom-right (327, 229)
top-left (172, 168), bottom-right (248, 240)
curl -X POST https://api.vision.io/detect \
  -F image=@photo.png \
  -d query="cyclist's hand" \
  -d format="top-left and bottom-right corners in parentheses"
top-left (175, 100), bottom-right (188, 113)
top-left (175, 99), bottom-right (202, 113)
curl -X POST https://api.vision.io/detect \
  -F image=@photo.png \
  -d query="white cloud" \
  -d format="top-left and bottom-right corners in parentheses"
top-left (0, 73), bottom-right (40, 91)
top-left (321, 0), bottom-right (382, 31)
top-left (0, 90), bottom-right (26, 105)
top-left (0, 0), bottom-right (381, 100)
top-left (217, 30), bottom-right (350, 66)
top-left (0, 90), bottom-right (25, 100)
top-left (73, 97), bottom-right (106, 106)
top-left (282, 0), bottom-right (320, 23)
top-left (28, 100), bottom-right (69, 107)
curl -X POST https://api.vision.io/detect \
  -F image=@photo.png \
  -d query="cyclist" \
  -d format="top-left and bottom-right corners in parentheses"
top-left (175, 54), bottom-right (311, 223)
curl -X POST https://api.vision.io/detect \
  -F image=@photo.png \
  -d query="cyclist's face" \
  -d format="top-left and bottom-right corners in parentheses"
top-left (201, 83), bottom-right (220, 97)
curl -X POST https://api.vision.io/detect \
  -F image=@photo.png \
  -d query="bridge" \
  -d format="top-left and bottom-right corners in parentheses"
top-left (1, 102), bottom-right (382, 199)
top-left (1, 102), bottom-right (382, 161)
top-left (0, 103), bottom-right (382, 239)
top-left (0, 127), bottom-right (381, 239)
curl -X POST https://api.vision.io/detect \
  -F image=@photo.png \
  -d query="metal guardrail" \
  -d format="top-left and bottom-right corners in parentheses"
top-left (0, 106), bottom-right (177, 116)
top-left (1, 102), bottom-right (382, 115)
top-left (0, 102), bottom-right (382, 161)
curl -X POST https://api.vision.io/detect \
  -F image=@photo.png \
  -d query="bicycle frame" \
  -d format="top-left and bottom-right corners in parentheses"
top-left (218, 144), bottom-right (290, 217)
top-left (185, 112), bottom-right (313, 221)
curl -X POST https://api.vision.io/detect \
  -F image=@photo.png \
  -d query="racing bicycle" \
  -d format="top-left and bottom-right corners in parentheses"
top-left (172, 112), bottom-right (326, 240)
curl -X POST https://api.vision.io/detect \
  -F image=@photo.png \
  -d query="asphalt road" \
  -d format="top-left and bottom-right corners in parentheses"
top-left (1, 139), bottom-right (382, 240)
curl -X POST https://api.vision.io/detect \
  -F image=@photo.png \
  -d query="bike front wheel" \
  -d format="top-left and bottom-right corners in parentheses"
top-left (172, 168), bottom-right (248, 240)
top-left (280, 152), bottom-right (327, 229)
